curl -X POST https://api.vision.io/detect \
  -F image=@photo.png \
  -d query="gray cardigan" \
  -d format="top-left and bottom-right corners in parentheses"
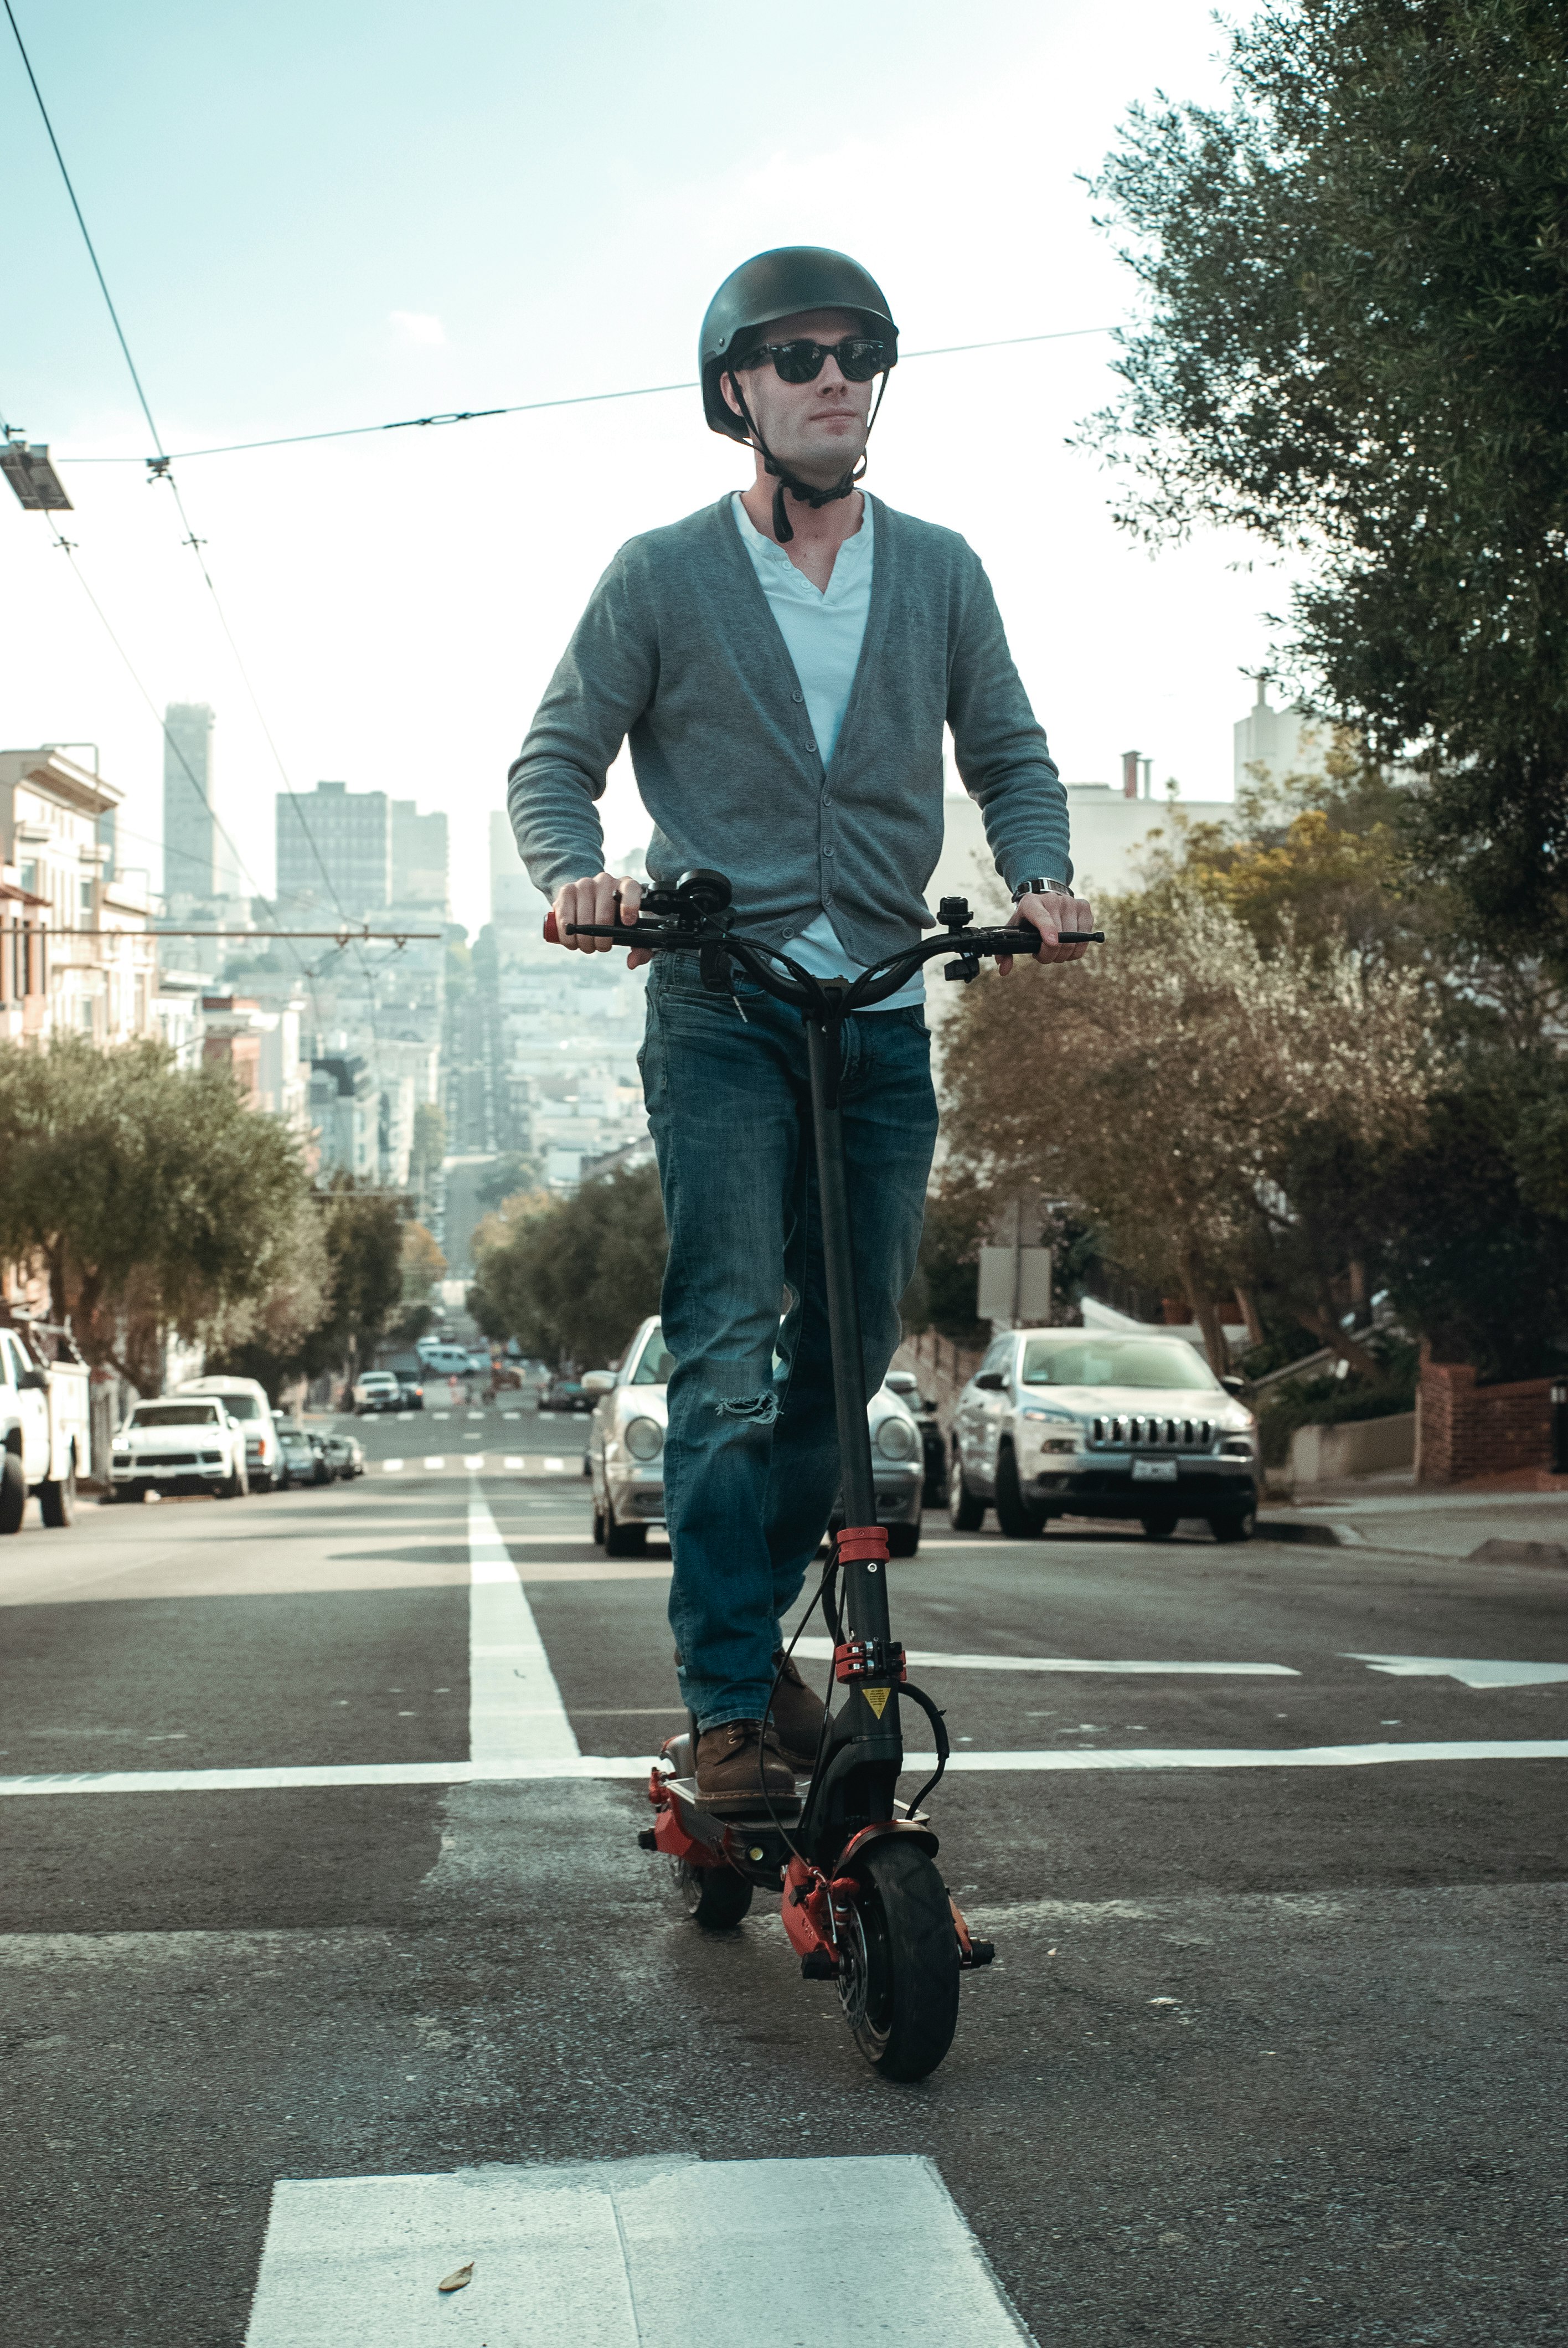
top-left (507, 494), bottom-right (1070, 965)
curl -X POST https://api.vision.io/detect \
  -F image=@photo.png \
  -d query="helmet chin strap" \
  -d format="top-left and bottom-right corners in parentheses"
top-left (726, 372), bottom-right (890, 544)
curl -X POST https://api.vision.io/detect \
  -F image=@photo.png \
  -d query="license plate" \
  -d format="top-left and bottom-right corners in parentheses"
top-left (1132, 1458), bottom-right (1178, 1482)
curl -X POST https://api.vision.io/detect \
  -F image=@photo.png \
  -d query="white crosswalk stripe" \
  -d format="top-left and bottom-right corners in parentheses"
top-left (243, 2155), bottom-right (1030, 2347)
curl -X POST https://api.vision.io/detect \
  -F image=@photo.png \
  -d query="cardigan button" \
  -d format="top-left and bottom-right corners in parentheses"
top-left (791, 689), bottom-right (804, 703)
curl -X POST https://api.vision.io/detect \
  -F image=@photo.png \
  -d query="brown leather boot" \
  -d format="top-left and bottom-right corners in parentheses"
top-left (695, 1719), bottom-right (796, 1813)
top-left (768, 1650), bottom-right (828, 1773)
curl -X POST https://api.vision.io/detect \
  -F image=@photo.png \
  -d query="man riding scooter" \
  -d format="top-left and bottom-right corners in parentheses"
top-left (508, 246), bottom-right (1091, 1810)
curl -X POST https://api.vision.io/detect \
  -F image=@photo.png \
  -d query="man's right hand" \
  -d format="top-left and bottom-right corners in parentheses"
top-left (550, 872), bottom-right (648, 968)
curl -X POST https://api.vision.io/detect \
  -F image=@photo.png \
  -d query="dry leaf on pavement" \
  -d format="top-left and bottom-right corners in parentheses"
top-left (437, 2261), bottom-right (474, 2293)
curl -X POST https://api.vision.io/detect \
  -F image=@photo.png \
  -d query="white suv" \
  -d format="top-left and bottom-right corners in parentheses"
top-left (950, 1326), bottom-right (1259, 1542)
top-left (172, 1375), bottom-right (281, 1491)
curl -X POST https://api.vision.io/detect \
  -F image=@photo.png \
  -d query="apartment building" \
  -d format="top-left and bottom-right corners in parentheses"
top-left (0, 746), bottom-right (156, 1046)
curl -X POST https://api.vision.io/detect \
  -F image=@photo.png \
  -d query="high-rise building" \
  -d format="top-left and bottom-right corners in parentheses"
top-left (391, 800), bottom-right (448, 912)
top-left (162, 702), bottom-right (239, 900)
top-left (276, 781), bottom-right (390, 919)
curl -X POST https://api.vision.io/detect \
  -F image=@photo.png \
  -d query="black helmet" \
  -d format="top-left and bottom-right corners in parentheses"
top-left (700, 245), bottom-right (899, 442)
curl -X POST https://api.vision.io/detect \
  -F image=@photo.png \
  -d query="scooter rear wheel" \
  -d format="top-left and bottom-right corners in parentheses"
top-left (672, 1858), bottom-right (754, 1930)
top-left (838, 1837), bottom-right (961, 2081)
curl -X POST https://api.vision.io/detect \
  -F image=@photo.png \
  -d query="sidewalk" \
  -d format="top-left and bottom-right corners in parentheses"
top-left (1260, 1470), bottom-right (1568, 1563)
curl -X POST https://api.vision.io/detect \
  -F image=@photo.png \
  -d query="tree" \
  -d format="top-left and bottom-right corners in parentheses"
top-left (468, 1163), bottom-right (666, 1366)
top-left (1086, 0), bottom-right (1568, 955)
top-left (941, 891), bottom-right (1435, 1368)
top-left (0, 1035), bottom-right (311, 1392)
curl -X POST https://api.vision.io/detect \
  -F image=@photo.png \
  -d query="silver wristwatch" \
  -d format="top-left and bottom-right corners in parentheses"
top-left (1011, 876), bottom-right (1069, 903)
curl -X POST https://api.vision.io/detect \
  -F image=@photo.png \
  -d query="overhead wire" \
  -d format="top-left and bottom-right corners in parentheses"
top-left (56, 325), bottom-right (1118, 467)
top-left (2, 0), bottom-right (389, 1058)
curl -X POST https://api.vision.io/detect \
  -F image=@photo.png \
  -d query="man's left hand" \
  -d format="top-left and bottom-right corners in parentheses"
top-left (999, 888), bottom-right (1095, 974)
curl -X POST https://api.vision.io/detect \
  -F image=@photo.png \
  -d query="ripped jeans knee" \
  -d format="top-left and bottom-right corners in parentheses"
top-left (712, 1389), bottom-right (780, 1428)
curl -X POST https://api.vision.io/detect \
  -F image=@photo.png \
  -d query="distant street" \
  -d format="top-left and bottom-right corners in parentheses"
top-left (2, 1416), bottom-right (1565, 2346)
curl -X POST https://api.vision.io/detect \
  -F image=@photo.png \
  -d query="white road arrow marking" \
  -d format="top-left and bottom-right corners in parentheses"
top-left (1349, 1654), bottom-right (1568, 1689)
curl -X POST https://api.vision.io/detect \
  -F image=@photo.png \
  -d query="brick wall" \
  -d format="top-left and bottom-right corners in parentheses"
top-left (1417, 1356), bottom-right (1555, 1485)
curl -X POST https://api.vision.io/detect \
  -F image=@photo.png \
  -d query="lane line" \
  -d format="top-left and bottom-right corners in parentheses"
top-left (467, 1491), bottom-right (577, 1762)
top-left (7, 1739), bottom-right (1566, 1797)
top-left (243, 2154), bottom-right (1028, 2348)
top-left (1347, 1652), bottom-right (1568, 1688)
top-left (793, 1638), bottom-right (1297, 1677)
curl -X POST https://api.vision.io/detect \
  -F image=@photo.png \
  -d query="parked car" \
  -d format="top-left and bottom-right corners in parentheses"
top-left (586, 1319), bottom-right (926, 1558)
top-left (171, 1374), bottom-right (281, 1491)
top-left (352, 1371), bottom-right (402, 1415)
top-left (886, 1371), bottom-right (949, 1510)
top-left (323, 1432), bottom-right (366, 1480)
top-left (0, 1315), bottom-right (90, 1533)
top-left (541, 1376), bottom-right (591, 1415)
top-left (110, 1398), bottom-right (249, 1501)
top-left (274, 1424), bottom-right (317, 1488)
top-left (382, 1352), bottom-right (425, 1408)
top-left (948, 1327), bottom-right (1259, 1542)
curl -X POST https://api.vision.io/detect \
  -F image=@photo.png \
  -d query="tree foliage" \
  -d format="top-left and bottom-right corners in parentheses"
top-left (0, 1034), bottom-right (311, 1392)
top-left (468, 1163), bottom-right (666, 1366)
top-left (1086, 0), bottom-right (1568, 952)
top-left (942, 888), bottom-right (1436, 1369)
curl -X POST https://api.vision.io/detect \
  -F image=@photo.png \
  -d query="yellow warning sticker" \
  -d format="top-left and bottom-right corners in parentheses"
top-left (863, 1686), bottom-right (891, 1718)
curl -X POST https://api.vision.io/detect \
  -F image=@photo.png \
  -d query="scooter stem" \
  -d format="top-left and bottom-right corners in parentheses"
top-left (804, 1015), bottom-right (890, 1652)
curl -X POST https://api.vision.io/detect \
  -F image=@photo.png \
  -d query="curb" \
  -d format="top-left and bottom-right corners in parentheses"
top-left (1256, 1517), bottom-right (1352, 1548)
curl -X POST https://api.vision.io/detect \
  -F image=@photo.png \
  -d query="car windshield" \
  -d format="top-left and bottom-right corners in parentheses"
top-left (279, 1428), bottom-right (308, 1446)
top-left (1020, 1337), bottom-right (1219, 1393)
top-left (131, 1403), bottom-right (220, 1428)
top-left (188, 1391), bottom-right (259, 1419)
top-left (632, 1335), bottom-right (677, 1386)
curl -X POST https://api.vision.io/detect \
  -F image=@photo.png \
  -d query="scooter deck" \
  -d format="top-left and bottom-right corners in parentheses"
top-left (664, 1773), bottom-right (802, 1824)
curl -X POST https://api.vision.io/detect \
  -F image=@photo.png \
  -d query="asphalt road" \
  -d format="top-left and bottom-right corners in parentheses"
top-left (3, 1399), bottom-right (1565, 2346)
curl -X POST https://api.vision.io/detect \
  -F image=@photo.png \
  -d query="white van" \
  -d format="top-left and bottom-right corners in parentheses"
top-left (172, 1374), bottom-right (282, 1491)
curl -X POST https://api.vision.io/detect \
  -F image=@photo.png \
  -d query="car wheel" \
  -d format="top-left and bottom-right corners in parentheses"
top-left (886, 1521), bottom-right (921, 1558)
top-left (0, 1449), bottom-right (27, 1535)
top-left (1210, 1506), bottom-right (1256, 1544)
top-left (993, 1444), bottom-right (1046, 1539)
top-left (591, 1499), bottom-right (606, 1547)
top-left (948, 1460), bottom-right (985, 1532)
top-left (604, 1494), bottom-right (647, 1557)
top-left (1139, 1510), bottom-right (1178, 1540)
top-left (40, 1451), bottom-right (78, 1528)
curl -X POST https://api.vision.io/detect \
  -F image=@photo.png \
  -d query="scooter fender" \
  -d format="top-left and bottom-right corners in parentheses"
top-left (835, 1816), bottom-right (940, 1870)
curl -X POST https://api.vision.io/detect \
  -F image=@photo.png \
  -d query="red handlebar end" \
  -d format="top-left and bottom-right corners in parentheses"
top-left (543, 911), bottom-right (560, 944)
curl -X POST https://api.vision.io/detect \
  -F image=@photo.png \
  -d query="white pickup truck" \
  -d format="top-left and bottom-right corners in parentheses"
top-left (0, 1317), bottom-right (92, 1533)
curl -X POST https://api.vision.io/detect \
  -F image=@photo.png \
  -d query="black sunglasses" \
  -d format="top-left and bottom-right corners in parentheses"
top-left (736, 336), bottom-right (889, 385)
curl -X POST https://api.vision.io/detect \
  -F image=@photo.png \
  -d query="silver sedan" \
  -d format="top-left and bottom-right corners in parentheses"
top-left (585, 1316), bottom-right (926, 1557)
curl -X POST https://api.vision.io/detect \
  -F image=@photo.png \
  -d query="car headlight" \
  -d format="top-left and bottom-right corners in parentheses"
top-left (874, 1416), bottom-right (918, 1461)
top-left (625, 1415), bottom-right (664, 1461)
top-left (1019, 1406), bottom-right (1077, 1425)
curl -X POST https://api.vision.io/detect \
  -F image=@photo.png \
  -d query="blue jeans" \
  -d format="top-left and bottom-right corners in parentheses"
top-left (639, 952), bottom-right (938, 1732)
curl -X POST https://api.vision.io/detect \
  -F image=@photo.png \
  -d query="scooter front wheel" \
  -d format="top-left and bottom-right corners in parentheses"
top-left (838, 1837), bottom-right (961, 2081)
top-left (672, 1858), bottom-right (754, 1930)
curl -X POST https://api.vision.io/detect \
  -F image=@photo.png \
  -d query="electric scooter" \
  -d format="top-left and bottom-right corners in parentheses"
top-left (545, 869), bottom-right (1101, 2082)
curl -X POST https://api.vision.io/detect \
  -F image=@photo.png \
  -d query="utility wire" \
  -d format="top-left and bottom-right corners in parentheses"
top-left (59, 325), bottom-right (1118, 466)
top-left (1, 0), bottom-right (166, 461)
top-left (2, 4), bottom-right (388, 1057)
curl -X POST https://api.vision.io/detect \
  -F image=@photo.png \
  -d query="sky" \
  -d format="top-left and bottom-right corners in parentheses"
top-left (0, 0), bottom-right (1281, 938)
